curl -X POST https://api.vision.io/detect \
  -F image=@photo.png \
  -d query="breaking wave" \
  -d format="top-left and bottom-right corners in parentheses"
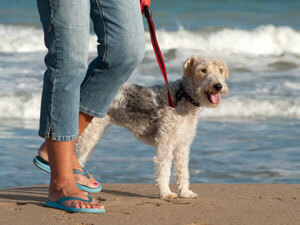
top-left (0, 93), bottom-right (299, 120)
top-left (1, 24), bottom-right (300, 56)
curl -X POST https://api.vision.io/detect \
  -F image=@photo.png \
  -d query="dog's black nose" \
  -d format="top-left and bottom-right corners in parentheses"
top-left (213, 83), bottom-right (222, 91)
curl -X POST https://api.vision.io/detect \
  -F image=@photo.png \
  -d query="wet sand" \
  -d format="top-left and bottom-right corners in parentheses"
top-left (1, 183), bottom-right (300, 225)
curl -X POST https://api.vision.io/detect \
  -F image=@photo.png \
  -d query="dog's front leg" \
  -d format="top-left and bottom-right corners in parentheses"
top-left (174, 146), bottom-right (197, 198)
top-left (153, 143), bottom-right (177, 199)
top-left (75, 116), bottom-right (110, 166)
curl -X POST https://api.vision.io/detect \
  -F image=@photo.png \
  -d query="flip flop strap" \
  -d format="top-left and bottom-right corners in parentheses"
top-left (36, 156), bottom-right (91, 180)
top-left (36, 156), bottom-right (90, 179)
top-left (36, 156), bottom-right (49, 165)
top-left (73, 168), bottom-right (90, 179)
top-left (57, 195), bottom-right (93, 203)
top-left (36, 155), bottom-right (91, 179)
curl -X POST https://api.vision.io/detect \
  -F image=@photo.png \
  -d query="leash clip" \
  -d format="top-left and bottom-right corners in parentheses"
top-left (143, 5), bottom-right (152, 18)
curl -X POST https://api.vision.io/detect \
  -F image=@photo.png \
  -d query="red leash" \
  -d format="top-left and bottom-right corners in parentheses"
top-left (143, 6), bottom-right (175, 108)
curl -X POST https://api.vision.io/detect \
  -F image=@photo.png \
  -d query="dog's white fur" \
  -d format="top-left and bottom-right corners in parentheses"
top-left (75, 56), bottom-right (229, 199)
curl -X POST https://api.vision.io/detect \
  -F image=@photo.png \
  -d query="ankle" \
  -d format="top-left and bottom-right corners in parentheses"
top-left (72, 153), bottom-right (83, 170)
top-left (50, 177), bottom-right (76, 192)
top-left (38, 142), bottom-right (48, 160)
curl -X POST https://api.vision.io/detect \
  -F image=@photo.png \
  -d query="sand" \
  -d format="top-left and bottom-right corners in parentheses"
top-left (0, 183), bottom-right (300, 225)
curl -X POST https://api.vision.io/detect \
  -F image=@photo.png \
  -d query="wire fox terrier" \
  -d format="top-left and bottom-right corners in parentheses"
top-left (75, 56), bottom-right (229, 199)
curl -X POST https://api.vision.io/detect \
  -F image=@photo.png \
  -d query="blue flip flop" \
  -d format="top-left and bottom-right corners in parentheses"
top-left (73, 168), bottom-right (102, 193)
top-left (33, 155), bottom-right (102, 193)
top-left (33, 155), bottom-right (51, 173)
top-left (45, 195), bottom-right (105, 213)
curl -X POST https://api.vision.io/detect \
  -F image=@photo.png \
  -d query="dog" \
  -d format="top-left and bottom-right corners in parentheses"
top-left (75, 56), bottom-right (229, 199)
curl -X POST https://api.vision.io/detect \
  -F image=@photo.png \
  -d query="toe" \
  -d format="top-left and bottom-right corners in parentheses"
top-left (92, 201), bottom-right (104, 210)
top-left (80, 202), bottom-right (87, 208)
top-left (74, 173), bottom-right (98, 189)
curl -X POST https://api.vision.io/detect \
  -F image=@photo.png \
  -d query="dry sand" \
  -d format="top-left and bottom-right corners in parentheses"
top-left (0, 183), bottom-right (300, 225)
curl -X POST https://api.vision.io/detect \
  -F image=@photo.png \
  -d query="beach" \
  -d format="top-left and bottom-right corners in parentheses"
top-left (1, 183), bottom-right (300, 225)
top-left (1, 0), bottom-right (300, 188)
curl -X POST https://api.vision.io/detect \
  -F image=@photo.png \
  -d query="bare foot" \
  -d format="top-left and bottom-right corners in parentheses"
top-left (49, 178), bottom-right (104, 209)
top-left (38, 142), bottom-right (98, 189)
top-left (72, 159), bottom-right (98, 189)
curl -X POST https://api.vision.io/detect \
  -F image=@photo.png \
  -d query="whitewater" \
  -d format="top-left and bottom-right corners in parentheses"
top-left (1, 24), bottom-right (300, 55)
top-left (1, 24), bottom-right (300, 120)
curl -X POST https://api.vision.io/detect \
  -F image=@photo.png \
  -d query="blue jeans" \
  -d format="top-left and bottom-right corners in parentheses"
top-left (37, 0), bottom-right (145, 141)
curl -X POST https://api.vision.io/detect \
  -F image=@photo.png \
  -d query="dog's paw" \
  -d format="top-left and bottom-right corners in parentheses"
top-left (160, 192), bottom-right (178, 199)
top-left (179, 190), bottom-right (198, 199)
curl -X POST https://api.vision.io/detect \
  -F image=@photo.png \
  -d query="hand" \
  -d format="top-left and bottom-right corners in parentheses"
top-left (140, 0), bottom-right (151, 14)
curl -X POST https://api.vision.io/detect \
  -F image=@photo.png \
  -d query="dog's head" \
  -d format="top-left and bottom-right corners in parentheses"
top-left (183, 56), bottom-right (229, 108)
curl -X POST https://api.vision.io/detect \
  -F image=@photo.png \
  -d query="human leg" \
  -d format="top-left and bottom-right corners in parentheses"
top-left (36, 0), bottom-right (104, 211)
top-left (46, 137), bottom-right (103, 209)
top-left (79, 0), bottom-right (145, 117)
top-left (40, 0), bottom-right (146, 182)
top-left (38, 0), bottom-right (145, 161)
top-left (37, 112), bottom-right (98, 189)
top-left (38, 0), bottom-right (90, 141)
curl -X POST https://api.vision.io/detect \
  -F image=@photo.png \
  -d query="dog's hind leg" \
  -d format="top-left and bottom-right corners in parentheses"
top-left (153, 142), bottom-right (178, 199)
top-left (173, 146), bottom-right (197, 198)
top-left (74, 116), bottom-right (111, 167)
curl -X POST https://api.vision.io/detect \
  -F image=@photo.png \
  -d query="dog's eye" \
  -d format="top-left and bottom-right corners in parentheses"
top-left (219, 68), bottom-right (223, 73)
top-left (201, 68), bottom-right (208, 73)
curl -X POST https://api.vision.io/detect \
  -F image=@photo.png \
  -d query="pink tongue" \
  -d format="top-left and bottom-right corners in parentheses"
top-left (210, 93), bottom-right (221, 104)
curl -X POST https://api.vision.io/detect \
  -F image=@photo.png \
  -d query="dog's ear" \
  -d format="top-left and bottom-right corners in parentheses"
top-left (184, 56), bottom-right (198, 76)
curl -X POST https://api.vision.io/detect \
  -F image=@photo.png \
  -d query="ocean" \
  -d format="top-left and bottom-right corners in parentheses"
top-left (0, 0), bottom-right (300, 188)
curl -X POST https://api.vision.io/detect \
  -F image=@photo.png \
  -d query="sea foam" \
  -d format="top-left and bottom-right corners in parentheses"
top-left (1, 24), bottom-right (300, 121)
top-left (1, 24), bottom-right (300, 56)
top-left (0, 92), bottom-right (299, 120)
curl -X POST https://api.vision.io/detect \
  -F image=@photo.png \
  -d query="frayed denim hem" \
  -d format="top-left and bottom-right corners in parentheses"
top-left (38, 130), bottom-right (78, 141)
top-left (79, 105), bottom-right (106, 118)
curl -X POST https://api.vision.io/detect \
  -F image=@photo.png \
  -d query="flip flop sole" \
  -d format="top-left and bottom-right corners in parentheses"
top-left (33, 156), bottom-right (51, 173)
top-left (45, 200), bottom-right (105, 214)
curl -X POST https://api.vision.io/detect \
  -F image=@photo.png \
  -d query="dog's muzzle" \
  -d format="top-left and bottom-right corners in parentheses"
top-left (203, 83), bottom-right (222, 105)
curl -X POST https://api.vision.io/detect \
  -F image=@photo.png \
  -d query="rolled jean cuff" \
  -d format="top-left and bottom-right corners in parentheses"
top-left (79, 105), bottom-right (106, 118)
top-left (38, 130), bottom-right (78, 141)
